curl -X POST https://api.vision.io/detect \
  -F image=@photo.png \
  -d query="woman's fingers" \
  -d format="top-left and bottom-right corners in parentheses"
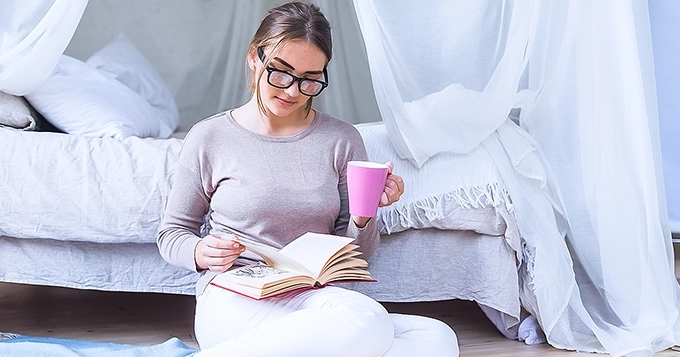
top-left (204, 234), bottom-right (241, 248)
top-left (203, 252), bottom-right (242, 272)
top-left (202, 245), bottom-right (243, 258)
top-left (203, 237), bottom-right (244, 254)
top-left (197, 233), bottom-right (246, 272)
top-left (387, 173), bottom-right (405, 196)
top-left (379, 171), bottom-right (405, 206)
top-left (203, 252), bottom-right (241, 272)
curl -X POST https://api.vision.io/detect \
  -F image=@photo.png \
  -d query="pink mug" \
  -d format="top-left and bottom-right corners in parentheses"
top-left (346, 161), bottom-right (389, 217)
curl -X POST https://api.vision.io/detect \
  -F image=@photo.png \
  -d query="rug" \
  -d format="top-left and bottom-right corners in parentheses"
top-left (0, 332), bottom-right (197, 357)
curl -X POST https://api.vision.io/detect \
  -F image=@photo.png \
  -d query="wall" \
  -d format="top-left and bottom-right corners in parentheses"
top-left (64, 0), bottom-right (381, 128)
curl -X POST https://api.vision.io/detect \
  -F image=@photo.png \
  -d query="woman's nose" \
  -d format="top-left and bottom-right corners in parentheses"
top-left (284, 81), bottom-right (300, 97)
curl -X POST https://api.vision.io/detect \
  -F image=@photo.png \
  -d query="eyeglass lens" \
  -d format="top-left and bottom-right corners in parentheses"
top-left (267, 69), bottom-right (325, 96)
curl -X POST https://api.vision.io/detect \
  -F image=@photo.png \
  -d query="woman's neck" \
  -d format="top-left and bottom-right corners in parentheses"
top-left (232, 99), bottom-right (314, 136)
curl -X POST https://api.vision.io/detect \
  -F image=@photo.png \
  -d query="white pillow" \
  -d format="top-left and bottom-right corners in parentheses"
top-left (87, 33), bottom-right (179, 137)
top-left (0, 91), bottom-right (37, 130)
top-left (25, 34), bottom-right (178, 139)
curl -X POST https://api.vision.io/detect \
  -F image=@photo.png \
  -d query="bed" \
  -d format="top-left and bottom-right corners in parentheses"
top-left (0, 33), bottom-right (530, 339)
top-left (0, 120), bottom-right (527, 335)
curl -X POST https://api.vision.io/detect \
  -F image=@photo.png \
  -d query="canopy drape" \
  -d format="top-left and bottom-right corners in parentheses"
top-left (354, 0), bottom-right (677, 355)
top-left (0, 0), bottom-right (87, 95)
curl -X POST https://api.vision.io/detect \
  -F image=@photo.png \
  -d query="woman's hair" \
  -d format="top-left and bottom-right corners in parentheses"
top-left (247, 1), bottom-right (332, 116)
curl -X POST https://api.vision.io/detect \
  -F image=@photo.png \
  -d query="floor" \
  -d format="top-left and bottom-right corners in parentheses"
top-left (1, 246), bottom-right (680, 356)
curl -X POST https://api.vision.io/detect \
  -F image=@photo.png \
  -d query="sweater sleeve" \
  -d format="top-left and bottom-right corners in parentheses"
top-left (157, 127), bottom-right (212, 272)
top-left (333, 124), bottom-right (381, 261)
top-left (342, 218), bottom-right (380, 261)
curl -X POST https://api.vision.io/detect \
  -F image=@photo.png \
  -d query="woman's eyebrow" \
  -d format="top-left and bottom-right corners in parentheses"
top-left (272, 57), bottom-right (323, 75)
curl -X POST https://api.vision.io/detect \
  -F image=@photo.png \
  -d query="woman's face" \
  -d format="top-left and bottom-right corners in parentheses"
top-left (252, 40), bottom-right (328, 119)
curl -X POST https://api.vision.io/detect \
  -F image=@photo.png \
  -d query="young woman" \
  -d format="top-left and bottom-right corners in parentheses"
top-left (157, 2), bottom-right (458, 356)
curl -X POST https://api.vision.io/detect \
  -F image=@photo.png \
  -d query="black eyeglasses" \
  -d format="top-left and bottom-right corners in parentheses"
top-left (257, 47), bottom-right (328, 97)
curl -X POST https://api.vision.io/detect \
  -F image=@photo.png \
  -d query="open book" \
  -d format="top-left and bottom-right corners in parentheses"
top-left (210, 232), bottom-right (373, 300)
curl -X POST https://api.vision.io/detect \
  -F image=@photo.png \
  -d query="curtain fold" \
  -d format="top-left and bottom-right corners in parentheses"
top-left (354, 0), bottom-right (677, 355)
top-left (0, 0), bottom-right (88, 95)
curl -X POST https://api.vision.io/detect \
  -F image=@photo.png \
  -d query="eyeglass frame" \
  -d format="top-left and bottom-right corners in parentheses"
top-left (257, 47), bottom-right (329, 97)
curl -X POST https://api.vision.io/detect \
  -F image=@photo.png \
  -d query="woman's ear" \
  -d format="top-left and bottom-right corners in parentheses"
top-left (247, 45), bottom-right (258, 70)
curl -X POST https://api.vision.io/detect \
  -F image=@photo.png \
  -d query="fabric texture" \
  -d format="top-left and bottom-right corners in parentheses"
top-left (25, 35), bottom-right (178, 139)
top-left (87, 33), bottom-right (179, 137)
top-left (0, 0), bottom-right (88, 95)
top-left (354, 1), bottom-right (677, 356)
top-left (0, 92), bottom-right (38, 130)
top-left (0, 91), bottom-right (63, 132)
top-left (0, 128), bottom-right (182, 243)
top-left (195, 284), bottom-right (458, 357)
top-left (349, 228), bottom-right (521, 313)
top-left (356, 122), bottom-right (514, 235)
top-left (0, 235), bottom-right (197, 295)
top-left (195, 285), bottom-right (394, 356)
top-left (0, 120), bottom-right (512, 248)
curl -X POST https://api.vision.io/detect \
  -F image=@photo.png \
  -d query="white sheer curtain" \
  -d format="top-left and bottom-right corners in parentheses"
top-left (0, 0), bottom-right (87, 95)
top-left (4, 1), bottom-right (677, 353)
top-left (354, 0), bottom-right (677, 355)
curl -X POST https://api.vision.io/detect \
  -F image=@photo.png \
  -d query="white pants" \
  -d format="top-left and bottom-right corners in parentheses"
top-left (195, 284), bottom-right (459, 357)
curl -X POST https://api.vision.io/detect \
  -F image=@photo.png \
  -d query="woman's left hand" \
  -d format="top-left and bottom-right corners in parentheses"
top-left (379, 162), bottom-right (404, 207)
top-left (351, 161), bottom-right (404, 228)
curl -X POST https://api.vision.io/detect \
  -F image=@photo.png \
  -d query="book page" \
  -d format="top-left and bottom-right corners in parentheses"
top-left (212, 264), bottom-right (301, 289)
top-left (211, 264), bottom-right (316, 299)
top-left (319, 258), bottom-right (372, 283)
top-left (278, 232), bottom-right (355, 278)
top-left (238, 238), bottom-right (313, 277)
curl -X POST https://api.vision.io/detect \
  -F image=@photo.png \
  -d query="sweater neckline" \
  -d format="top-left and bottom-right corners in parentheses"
top-left (226, 110), bottom-right (321, 142)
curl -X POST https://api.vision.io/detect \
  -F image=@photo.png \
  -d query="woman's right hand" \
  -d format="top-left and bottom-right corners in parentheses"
top-left (194, 233), bottom-right (246, 272)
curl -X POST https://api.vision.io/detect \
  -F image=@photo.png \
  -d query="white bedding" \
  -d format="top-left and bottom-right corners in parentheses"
top-left (0, 122), bottom-right (523, 320)
top-left (0, 129), bottom-right (181, 243)
top-left (357, 122), bottom-right (520, 254)
top-left (1, 122), bottom-right (515, 246)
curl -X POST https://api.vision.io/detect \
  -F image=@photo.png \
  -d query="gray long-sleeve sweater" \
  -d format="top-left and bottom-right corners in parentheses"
top-left (157, 110), bottom-right (379, 295)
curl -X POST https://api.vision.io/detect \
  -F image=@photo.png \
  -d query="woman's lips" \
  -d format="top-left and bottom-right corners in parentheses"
top-left (275, 96), bottom-right (296, 107)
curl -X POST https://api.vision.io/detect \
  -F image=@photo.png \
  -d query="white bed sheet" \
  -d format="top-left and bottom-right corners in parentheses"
top-left (0, 129), bottom-right (181, 243)
top-left (1, 122), bottom-right (515, 245)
